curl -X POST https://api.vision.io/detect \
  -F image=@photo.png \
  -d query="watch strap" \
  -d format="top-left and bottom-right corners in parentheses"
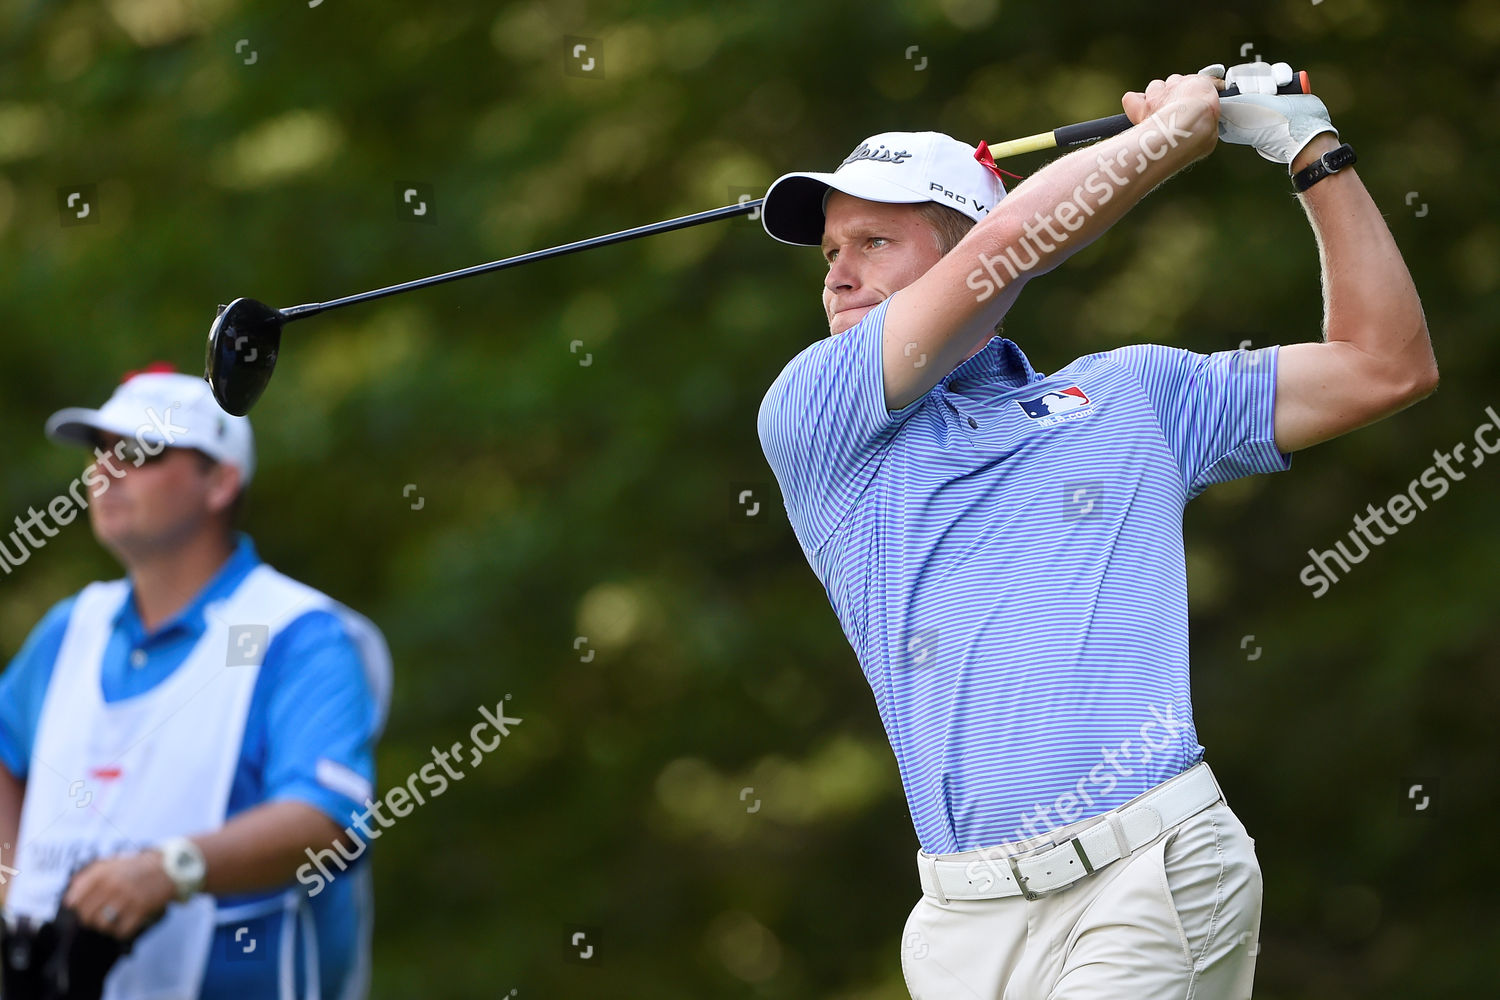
top-left (1293, 142), bottom-right (1357, 192)
top-left (157, 836), bottom-right (206, 902)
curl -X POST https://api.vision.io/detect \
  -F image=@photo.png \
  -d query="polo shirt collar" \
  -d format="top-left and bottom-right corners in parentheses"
top-left (111, 533), bottom-right (263, 642)
top-left (943, 335), bottom-right (1043, 388)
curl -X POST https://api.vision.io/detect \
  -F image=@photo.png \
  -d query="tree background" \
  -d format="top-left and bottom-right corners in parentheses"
top-left (2, 0), bottom-right (1496, 996)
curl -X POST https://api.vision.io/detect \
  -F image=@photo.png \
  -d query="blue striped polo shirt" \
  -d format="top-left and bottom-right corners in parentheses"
top-left (757, 295), bottom-right (1292, 854)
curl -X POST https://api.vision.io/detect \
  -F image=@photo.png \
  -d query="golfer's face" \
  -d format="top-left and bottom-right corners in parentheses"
top-left (821, 192), bottom-right (943, 336)
top-left (88, 434), bottom-right (220, 553)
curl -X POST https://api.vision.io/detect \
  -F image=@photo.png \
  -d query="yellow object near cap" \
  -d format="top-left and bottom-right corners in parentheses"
top-left (983, 131), bottom-right (1059, 160)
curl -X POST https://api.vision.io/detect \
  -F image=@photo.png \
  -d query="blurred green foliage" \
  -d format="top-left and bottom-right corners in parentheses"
top-left (2, 0), bottom-right (1497, 996)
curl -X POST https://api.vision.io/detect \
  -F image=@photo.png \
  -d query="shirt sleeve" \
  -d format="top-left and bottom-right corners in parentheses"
top-left (1109, 343), bottom-right (1292, 499)
top-left (255, 610), bottom-right (382, 827)
top-left (0, 597), bottom-right (76, 780)
top-left (757, 297), bottom-right (926, 552)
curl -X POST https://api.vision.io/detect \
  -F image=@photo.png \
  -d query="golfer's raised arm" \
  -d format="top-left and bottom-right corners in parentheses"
top-left (880, 74), bottom-right (1220, 409)
top-left (1270, 134), bottom-right (1437, 452)
top-left (1194, 66), bottom-right (1438, 453)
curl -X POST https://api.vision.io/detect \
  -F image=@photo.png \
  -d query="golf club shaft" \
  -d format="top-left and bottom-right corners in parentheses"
top-left (280, 200), bottom-right (761, 321)
top-left (984, 71), bottom-right (1312, 160)
top-left (279, 70), bottom-right (1312, 321)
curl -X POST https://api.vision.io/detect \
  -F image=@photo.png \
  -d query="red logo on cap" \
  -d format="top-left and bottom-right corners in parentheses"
top-left (121, 361), bottom-right (177, 383)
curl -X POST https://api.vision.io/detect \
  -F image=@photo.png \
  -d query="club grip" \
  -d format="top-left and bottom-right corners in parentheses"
top-left (1052, 69), bottom-right (1312, 149)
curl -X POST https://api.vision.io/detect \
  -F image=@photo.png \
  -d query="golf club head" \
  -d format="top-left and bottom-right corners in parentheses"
top-left (204, 297), bottom-right (283, 416)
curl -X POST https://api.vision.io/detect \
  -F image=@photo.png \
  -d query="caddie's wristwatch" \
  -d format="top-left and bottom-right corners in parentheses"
top-left (1293, 142), bottom-right (1357, 192)
top-left (157, 836), bottom-right (207, 901)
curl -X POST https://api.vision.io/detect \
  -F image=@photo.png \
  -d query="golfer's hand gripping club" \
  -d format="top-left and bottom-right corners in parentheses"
top-left (1202, 61), bottom-right (1337, 167)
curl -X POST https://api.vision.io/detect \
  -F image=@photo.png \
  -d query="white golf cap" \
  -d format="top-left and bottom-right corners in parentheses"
top-left (761, 130), bottom-right (1008, 246)
top-left (45, 364), bottom-right (256, 486)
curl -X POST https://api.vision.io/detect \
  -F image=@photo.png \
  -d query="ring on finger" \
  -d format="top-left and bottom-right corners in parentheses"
top-left (100, 904), bottom-right (120, 925)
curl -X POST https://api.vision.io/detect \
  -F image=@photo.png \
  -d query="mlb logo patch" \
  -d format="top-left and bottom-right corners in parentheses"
top-left (1016, 386), bottom-right (1094, 427)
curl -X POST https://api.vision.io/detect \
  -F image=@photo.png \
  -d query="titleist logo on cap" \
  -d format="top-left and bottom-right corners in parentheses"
top-left (840, 142), bottom-right (913, 169)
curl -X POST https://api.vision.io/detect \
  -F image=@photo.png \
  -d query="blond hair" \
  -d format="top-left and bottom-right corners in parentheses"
top-left (914, 201), bottom-right (976, 256)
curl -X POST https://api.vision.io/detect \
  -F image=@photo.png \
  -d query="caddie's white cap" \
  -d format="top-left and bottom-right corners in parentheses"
top-left (45, 363), bottom-right (256, 486)
top-left (761, 130), bottom-right (1008, 246)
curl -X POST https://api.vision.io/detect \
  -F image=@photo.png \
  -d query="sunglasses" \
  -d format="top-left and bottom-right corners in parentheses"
top-left (93, 435), bottom-right (172, 466)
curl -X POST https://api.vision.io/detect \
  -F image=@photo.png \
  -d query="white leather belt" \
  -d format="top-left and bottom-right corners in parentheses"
top-left (916, 762), bottom-right (1223, 902)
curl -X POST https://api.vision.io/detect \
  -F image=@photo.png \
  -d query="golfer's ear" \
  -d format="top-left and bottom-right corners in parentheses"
top-left (205, 462), bottom-right (244, 514)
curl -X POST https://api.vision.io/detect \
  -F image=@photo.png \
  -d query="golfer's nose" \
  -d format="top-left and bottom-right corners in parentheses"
top-left (825, 254), bottom-right (859, 293)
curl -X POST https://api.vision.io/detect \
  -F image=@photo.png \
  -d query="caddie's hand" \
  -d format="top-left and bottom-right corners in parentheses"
top-left (1121, 73), bottom-right (1221, 158)
top-left (1199, 61), bottom-right (1337, 167)
top-left (62, 851), bottom-right (175, 940)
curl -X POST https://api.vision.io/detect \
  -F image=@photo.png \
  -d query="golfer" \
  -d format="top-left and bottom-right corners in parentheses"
top-left (0, 366), bottom-right (392, 998)
top-left (756, 64), bottom-right (1435, 997)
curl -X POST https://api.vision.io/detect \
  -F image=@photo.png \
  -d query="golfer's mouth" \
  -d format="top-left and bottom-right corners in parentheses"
top-left (830, 300), bottom-right (881, 325)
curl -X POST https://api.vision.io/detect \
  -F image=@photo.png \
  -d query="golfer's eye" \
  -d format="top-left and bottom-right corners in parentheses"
top-left (824, 248), bottom-right (839, 264)
top-left (869, 237), bottom-right (890, 249)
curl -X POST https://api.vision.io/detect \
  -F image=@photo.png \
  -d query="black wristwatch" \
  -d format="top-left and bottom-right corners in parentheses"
top-left (1292, 142), bottom-right (1357, 192)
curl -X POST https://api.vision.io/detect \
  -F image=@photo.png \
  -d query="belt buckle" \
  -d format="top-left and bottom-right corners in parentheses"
top-left (1006, 855), bottom-right (1043, 901)
top-left (1006, 836), bottom-right (1095, 900)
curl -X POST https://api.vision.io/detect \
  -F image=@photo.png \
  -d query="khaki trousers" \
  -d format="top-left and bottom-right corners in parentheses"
top-left (901, 782), bottom-right (1262, 998)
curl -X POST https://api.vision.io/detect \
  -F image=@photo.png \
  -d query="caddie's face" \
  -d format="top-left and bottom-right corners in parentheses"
top-left (821, 191), bottom-right (944, 336)
top-left (87, 432), bottom-right (233, 557)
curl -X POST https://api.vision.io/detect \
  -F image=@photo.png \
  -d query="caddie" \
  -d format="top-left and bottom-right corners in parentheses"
top-left (0, 365), bottom-right (392, 998)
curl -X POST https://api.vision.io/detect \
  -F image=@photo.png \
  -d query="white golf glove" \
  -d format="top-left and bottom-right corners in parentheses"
top-left (1199, 61), bottom-right (1338, 168)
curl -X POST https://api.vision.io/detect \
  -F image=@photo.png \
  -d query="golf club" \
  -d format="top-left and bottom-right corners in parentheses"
top-left (204, 201), bottom-right (755, 416)
top-left (205, 69), bottom-right (1312, 416)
